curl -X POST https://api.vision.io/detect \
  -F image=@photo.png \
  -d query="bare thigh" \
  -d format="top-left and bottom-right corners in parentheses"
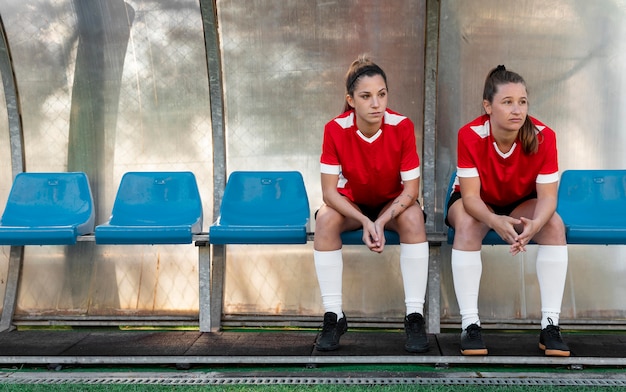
top-left (509, 199), bottom-right (566, 245)
top-left (314, 203), bottom-right (362, 251)
top-left (384, 202), bottom-right (427, 243)
top-left (447, 199), bottom-right (491, 251)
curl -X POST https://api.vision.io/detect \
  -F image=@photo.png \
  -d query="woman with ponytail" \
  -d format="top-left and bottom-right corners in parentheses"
top-left (313, 55), bottom-right (429, 353)
top-left (445, 65), bottom-right (570, 357)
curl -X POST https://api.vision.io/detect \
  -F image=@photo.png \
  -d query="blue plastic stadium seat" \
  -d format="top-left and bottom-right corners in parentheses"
top-left (209, 171), bottom-right (310, 245)
top-left (95, 172), bottom-right (203, 245)
top-left (0, 172), bottom-right (95, 245)
top-left (444, 171), bottom-right (506, 245)
top-left (557, 169), bottom-right (626, 245)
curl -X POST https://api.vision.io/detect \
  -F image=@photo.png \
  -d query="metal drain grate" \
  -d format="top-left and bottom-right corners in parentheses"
top-left (1, 375), bottom-right (626, 386)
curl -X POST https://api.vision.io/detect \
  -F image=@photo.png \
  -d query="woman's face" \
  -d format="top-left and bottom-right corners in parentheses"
top-left (483, 82), bottom-right (528, 134)
top-left (346, 74), bottom-right (388, 132)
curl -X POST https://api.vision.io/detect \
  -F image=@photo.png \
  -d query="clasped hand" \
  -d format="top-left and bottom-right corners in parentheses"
top-left (362, 220), bottom-right (386, 253)
top-left (492, 215), bottom-right (537, 256)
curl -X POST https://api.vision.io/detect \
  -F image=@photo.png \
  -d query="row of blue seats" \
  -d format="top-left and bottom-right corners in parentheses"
top-left (0, 171), bottom-right (203, 246)
top-left (0, 170), bottom-right (397, 247)
top-left (0, 169), bottom-right (625, 247)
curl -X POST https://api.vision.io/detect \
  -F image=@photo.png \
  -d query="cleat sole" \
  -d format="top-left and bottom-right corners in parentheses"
top-left (461, 348), bottom-right (488, 356)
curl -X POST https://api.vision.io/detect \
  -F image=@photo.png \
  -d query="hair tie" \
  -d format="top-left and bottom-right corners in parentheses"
top-left (496, 64), bottom-right (506, 72)
top-left (347, 64), bottom-right (386, 92)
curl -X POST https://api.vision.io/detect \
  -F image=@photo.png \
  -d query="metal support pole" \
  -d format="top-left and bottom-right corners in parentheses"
top-left (423, 0), bottom-right (442, 333)
top-left (0, 11), bottom-right (25, 333)
top-left (197, 241), bottom-right (212, 332)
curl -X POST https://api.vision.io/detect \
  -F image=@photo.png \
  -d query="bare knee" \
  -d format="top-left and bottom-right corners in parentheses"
top-left (535, 213), bottom-right (566, 245)
top-left (450, 213), bottom-right (489, 250)
top-left (314, 206), bottom-right (345, 250)
top-left (394, 206), bottom-right (426, 243)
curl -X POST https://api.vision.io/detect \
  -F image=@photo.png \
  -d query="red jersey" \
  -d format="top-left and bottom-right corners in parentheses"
top-left (455, 114), bottom-right (559, 207)
top-left (320, 108), bottom-right (420, 207)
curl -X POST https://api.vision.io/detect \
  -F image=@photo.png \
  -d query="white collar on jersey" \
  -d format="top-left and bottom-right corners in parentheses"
top-left (356, 129), bottom-right (382, 143)
top-left (492, 141), bottom-right (517, 159)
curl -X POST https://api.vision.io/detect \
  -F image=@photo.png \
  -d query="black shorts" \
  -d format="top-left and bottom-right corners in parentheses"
top-left (445, 191), bottom-right (537, 227)
top-left (316, 199), bottom-right (426, 222)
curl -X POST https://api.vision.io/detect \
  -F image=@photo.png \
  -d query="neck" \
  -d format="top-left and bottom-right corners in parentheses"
top-left (356, 119), bottom-right (382, 138)
top-left (492, 131), bottom-right (518, 152)
top-left (490, 123), bottom-right (519, 152)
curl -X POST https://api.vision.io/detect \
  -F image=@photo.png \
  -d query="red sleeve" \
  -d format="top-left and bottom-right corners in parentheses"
top-left (399, 117), bottom-right (420, 172)
top-left (457, 126), bottom-right (477, 171)
top-left (320, 121), bottom-right (339, 166)
top-left (538, 127), bottom-right (559, 175)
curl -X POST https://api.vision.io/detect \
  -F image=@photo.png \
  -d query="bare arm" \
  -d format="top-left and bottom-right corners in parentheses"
top-left (375, 177), bottom-right (419, 227)
top-left (459, 176), bottom-right (522, 245)
top-left (321, 172), bottom-right (382, 251)
top-left (368, 177), bottom-right (420, 253)
top-left (320, 173), bottom-right (369, 227)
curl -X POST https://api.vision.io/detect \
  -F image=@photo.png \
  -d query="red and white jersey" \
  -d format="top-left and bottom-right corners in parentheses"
top-left (454, 114), bottom-right (559, 207)
top-left (320, 108), bottom-right (420, 207)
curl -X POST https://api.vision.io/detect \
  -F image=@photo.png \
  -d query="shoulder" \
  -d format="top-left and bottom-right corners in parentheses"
top-left (325, 111), bottom-right (355, 133)
top-left (383, 108), bottom-right (412, 127)
top-left (530, 116), bottom-right (557, 142)
top-left (459, 114), bottom-right (490, 139)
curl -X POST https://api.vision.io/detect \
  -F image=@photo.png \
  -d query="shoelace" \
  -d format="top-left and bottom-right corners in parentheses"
top-left (321, 318), bottom-right (338, 333)
top-left (545, 324), bottom-right (563, 340)
top-left (406, 318), bottom-right (424, 334)
top-left (466, 325), bottom-right (482, 340)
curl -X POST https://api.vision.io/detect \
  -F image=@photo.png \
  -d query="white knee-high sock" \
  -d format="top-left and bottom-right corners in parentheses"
top-left (400, 242), bottom-right (429, 316)
top-left (536, 245), bottom-right (568, 329)
top-left (314, 249), bottom-right (343, 318)
top-left (451, 249), bottom-right (482, 330)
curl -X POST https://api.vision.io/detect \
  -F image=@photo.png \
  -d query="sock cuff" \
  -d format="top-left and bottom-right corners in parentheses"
top-left (313, 249), bottom-right (343, 266)
top-left (400, 241), bottom-right (429, 257)
top-left (537, 245), bottom-right (568, 260)
top-left (451, 249), bottom-right (482, 267)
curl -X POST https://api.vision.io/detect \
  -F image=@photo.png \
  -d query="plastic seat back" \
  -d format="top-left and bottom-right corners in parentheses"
top-left (0, 172), bottom-right (95, 245)
top-left (557, 169), bottom-right (626, 244)
top-left (209, 171), bottom-right (310, 244)
top-left (95, 172), bottom-right (203, 244)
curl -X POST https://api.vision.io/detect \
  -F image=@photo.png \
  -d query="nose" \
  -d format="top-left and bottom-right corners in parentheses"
top-left (511, 103), bottom-right (521, 113)
top-left (371, 96), bottom-right (379, 108)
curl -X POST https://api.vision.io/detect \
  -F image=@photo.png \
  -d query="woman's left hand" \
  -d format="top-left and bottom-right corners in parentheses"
top-left (363, 220), bottom-right (386, 253)
top-left (510, 217), bottom-right (537, 255)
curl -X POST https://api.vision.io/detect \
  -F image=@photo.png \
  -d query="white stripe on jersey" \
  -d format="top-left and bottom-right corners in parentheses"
top-left (537, 172), bottom-right (559, 184)
top-left (384, 111), bottom-right (407, 126)
top-left (334, 112), bottom-right (355, 129)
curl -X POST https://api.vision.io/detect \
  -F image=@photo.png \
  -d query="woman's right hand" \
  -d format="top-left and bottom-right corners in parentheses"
top-left (490, 214), bottom-right (522, 247)
top-left (362, 220), bottom-right (384, 253)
